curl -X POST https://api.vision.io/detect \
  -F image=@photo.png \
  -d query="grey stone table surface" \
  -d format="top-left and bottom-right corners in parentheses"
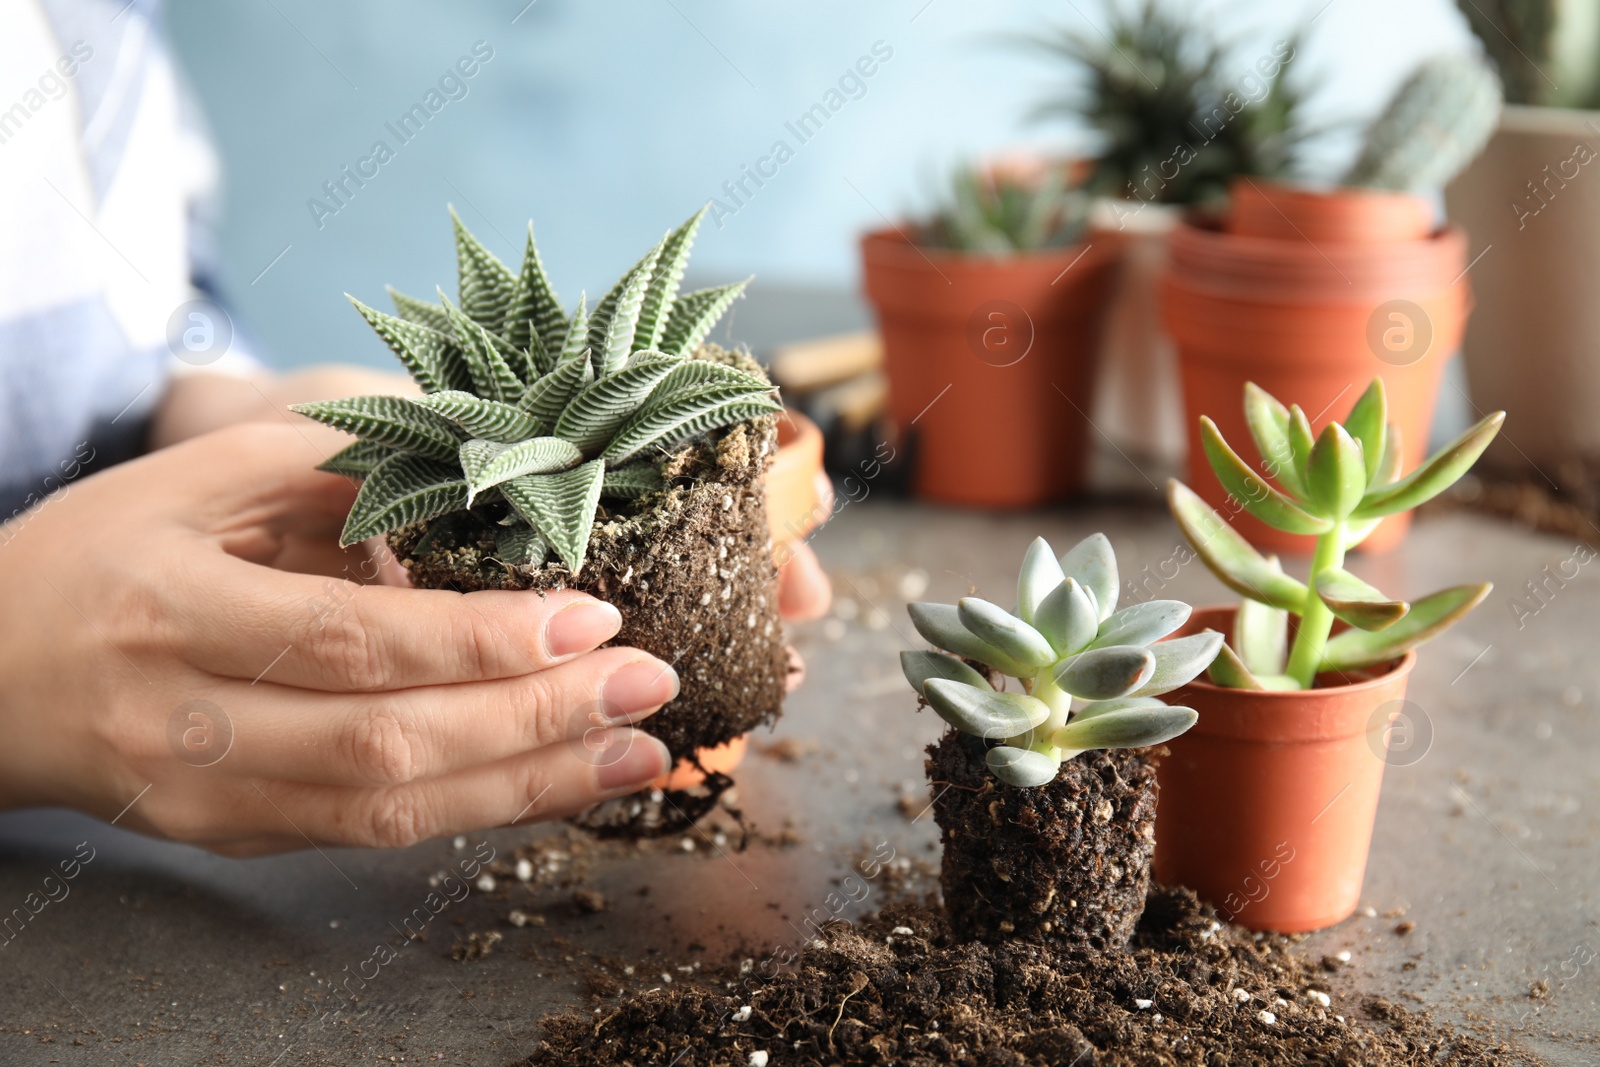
top-left (1, 500), bottom-right (1596, 1066)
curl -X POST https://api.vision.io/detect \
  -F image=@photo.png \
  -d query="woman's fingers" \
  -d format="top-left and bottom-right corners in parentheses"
top-left (176, 550), bottom-right (625, 690)
top-left (265, 727), bottom-right (672, 848)
top-left (211, 647), bottom-right (679, 787)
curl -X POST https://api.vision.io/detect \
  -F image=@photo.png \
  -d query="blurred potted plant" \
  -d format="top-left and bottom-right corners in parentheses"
top-left (1030, 0), bottom-right (1313, 468)
top-left (860, 159), bottom-right (1117, 506)
top-left (1155, 378), bottom-right (1501, 931)
top-left (1448, 0), bottom-right (1600, 472)
top-left (1164, 55), bottom-right (1501, 555)
top-left (900, 533), bottom-right (1217, 948)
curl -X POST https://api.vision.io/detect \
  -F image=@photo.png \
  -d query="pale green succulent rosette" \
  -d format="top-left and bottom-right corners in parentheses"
top-left (901, 534), bottom-right (1218, 788)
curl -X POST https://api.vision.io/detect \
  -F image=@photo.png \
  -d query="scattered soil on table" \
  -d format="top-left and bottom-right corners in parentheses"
top-left (520, 887), bottom-right (1542, 1066)
top-left (930, 731), bottom-right (1158, 951)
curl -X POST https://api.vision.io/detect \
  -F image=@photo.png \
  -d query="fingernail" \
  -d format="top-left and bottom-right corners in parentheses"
top-left (600, 658), bottom-right (680, 723)
top-left (596, 733), bottom-right (673, 793)
top-left (545, 598), bottom-right (622, 658)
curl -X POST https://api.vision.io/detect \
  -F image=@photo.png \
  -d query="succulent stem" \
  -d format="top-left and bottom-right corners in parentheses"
top-left (1285, 523), bottom-right (1346, 687)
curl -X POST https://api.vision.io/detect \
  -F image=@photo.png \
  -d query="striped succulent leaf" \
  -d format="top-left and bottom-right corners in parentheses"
top-left (659, 280), bottom-right (750, 356)
top-left (459, 436), bottom-right (583, 504)
top-left (602, 388), bottom-right (779, 463)
top-left (317, 438), bottom-right (396, 477)
top-left (636, 206), bottom-right (706, 351)
top-left (350, 298), bottom-right (468, 394)
top-left (341, 454), bottom-right (470, 546)
top-left (500, 459), bottom-right (607, 572)
top-left (387, 286), bottom-right (454, 334)
top-left (413, 391), bottom-right (539, 442)
top-left (440, 295), bottom-right (524, 403)
top-left (601, 462), bottom-right (664, 500)
top-left (291, 396), bottom-right (463, 462)
top-left (495, 524), bottom-right (550, 567)
top-left (309, 206), bottom-right (775, 574)
top-left (451, 207), bottom-right (516, 329)
top-left (503, 222), bottom-right (566, 358)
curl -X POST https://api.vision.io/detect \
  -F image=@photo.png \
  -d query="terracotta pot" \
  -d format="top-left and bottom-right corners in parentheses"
top-left (1447, 105), bottom-right (1600, 472)
top-left (1164, 183), bottom-right (1470, 555)
top-left (654, 734), bottom-right (747, 792)
top-left (1153, 607), bottom-right (1415, 932)
top-left (1229, 178), bottom-right (1435, 244)
top-left (766, 410), bottom-right (826, 547)
top-left (652, 411), bottom-right (825, 790)
top-left (860, 229), bottom-right (1118, 507)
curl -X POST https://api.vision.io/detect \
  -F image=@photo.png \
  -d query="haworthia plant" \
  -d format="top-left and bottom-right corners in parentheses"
top-left (293, 206), bottom-right (779, 575)
top-left (1169, 378), bottom-right (1501, 691)
top-left (901, 534), bottom-right (1217, 788)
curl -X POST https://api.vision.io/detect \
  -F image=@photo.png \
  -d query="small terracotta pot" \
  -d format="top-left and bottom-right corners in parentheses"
top-left (651, 411), bottom-right (825, 790)
top-left (861, 229), bottom-right (1118, 507)
top-left (1153, 607), bottom-right (1415, 932)
top-left (766, 411), bottom-right (826, 547)
top-left (1228, 179), bottom-right (1435, 244)
top-left (1164, 180), bottom-right (1470, 555)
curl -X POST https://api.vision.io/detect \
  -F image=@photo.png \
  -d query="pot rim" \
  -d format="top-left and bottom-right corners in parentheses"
top-left (860, 225), bottom-right (1101, 268)
top-left (767, 409), bottom-right (825, 543)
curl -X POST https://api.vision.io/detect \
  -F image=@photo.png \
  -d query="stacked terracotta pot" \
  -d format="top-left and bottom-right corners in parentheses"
top-left (1164, 178), bottom-right (1470, 554)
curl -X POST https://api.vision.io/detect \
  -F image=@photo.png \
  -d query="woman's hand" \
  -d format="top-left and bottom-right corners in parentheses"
top-left (0, 422), bottom-right (679, 855)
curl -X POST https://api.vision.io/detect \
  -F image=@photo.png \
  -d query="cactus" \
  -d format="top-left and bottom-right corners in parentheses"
top-left (1168, 379), bottom-right (1502, 691)
top-left (1458, 0), bottom-right (1600, 108)
top-left (1343, 55), bottom-right (1503, 192)
top-left (900, 534), bottom-right (1218, 787)
top-left (920, 160), bottom-right (1088, 255)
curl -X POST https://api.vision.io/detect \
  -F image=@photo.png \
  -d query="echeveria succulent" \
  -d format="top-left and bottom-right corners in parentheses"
top-left (1170, 378), bottom-right (1501, 691)
top-left (900, 534), bottom-right (1219, 788)
top-left (290, 206), bottom-right (778, 575)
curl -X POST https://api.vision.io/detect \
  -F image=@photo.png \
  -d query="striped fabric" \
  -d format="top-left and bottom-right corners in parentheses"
top-left (0, 0), bottom-right (249, 518)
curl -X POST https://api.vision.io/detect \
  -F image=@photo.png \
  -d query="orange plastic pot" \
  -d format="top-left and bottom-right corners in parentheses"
top-left (1163, 186), bottom-right (1470, 555)
top-left (651, 411), bottom-right (824, 791)
top-left (1228, 179), bottom-right (1434, 244)
top-left (1153, 608), bottom-right (1415, 932)
top-left (860, 229), bottom-right (1118, 507)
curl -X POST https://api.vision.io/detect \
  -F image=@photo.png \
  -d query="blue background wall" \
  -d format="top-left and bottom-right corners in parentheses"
top-left (165, 0), bottom-right (1473, 370)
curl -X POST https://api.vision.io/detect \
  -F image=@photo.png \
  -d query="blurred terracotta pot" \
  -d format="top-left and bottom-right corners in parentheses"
top-left (652, 410), bottom-right (824, 790)
top-left (861, 229), bottom-right (1118, 507)
top-left (1153, 608), bottom-right (1414, 932)
top-left (1228, 178), bottom-right (1435, 244)
top-left (1164, 178), bottom-right (1470, 555)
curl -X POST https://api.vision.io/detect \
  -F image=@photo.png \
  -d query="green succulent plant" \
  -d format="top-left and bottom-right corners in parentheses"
top-left (1343, 55), bottom-right (1503, 192)
top-left (919, 161), bottom-right (1088, 255)
top-left (290, 206), bottom-right (780, 576)
top-left (900, 534), bottom-right (1219, 788)
top-left (1029, 0), bottom-right (1311, 204)
top-left (1457, 0), bottom-right (1600, 109)
top-left (1168, 379), bottom-right (1502, 691)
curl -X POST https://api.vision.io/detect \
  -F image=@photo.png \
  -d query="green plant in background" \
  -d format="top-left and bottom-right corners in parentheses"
top-left (1029, 0), bottom-right (1311, 204)
top-left (1343, 55), bottom-right (1504, 192)
top-left (1168, 379), bottom-right (1502, 691)
top-left (1457, 0), bottom-right (1600, 108)
top-left (291, 207), bottom-right (779, 575)
top-left (919, 161), bottom-right (1089, 254)
top-left (900, 534), bottom-right (1219, 787)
